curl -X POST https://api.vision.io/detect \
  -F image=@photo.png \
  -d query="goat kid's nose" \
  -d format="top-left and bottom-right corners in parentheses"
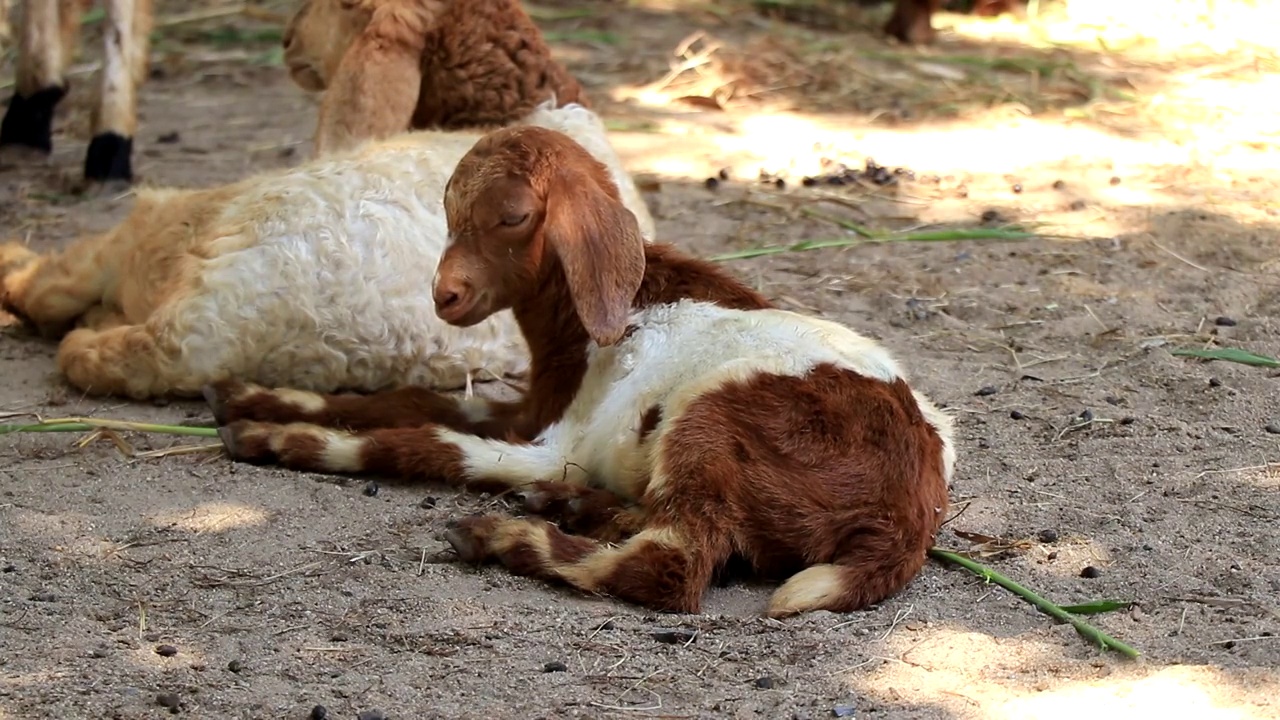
top-left (433, 279), bottom-right (470, 313)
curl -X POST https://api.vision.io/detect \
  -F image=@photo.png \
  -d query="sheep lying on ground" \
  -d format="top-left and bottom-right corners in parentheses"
top-left (283, 0), bottom-right (587, 155)
top-left (204, 125), bottom-right (955, 617)
top-left (0, 0), bottom-right (153, 181)
top-left (0, 102), bottom-right (655, 400)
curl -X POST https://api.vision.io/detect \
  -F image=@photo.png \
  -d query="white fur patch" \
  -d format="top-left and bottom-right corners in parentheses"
top-left (320, 432), bottom-right (366, 473)
top-left (767, 564), bottom-right (845, 617)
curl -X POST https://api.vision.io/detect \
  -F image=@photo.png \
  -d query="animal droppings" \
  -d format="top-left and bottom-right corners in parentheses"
top-left (356, 710), bottom-right (387, 720)
top-left (651, 628), bottom-right (698, 644)
top-left (543, 660), bottom-right (568, 672)
top-left (974, 386), bottom-right (998, 397)
top-left (155, 644), bottom-right (179, 657)
top-left (309, 705), bottom-right (329, 720)
top-left (1037, 529), bottom-right (1059, 543)
top-left (363, 481), bottom-right (380, 497)
top-left (1214, 316), bottom-right (1237, 327)
top-left (1080, 566), bottom-right (1102, 579)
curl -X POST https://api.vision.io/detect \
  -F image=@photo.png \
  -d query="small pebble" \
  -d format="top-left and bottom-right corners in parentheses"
top-left (1109, 176), bottom-right (1121, 186)
top-left (1264, 423), bottom-right (1280, 435)
top-left (543, 660), bottom-right (568, 673)
top-left (156, 131), bottom-right (181, 144)
top-left (704, 177), bottom-right (720, 190)
top-left (309, 705), bottom-right (329, 720)
top-left (754, 676), bottom-right (775, 689)
top-left (1012, 183), bottom-right (1023, 193)
top-left (420, 496), bottom-right (438, 509)
top-left (331, 631), bottom-right (350, 642)
top-left (1080, 566), bottom-right (1102, 579)
top-left (1047, 551), bottom-right (1059, 561)
top-left (1120, 417), bottom-right (1137, 426)
top-left (30, 591), bottom-right (56, 602)
top-left (651, 628), bottom-right (697, 644)
top-left (1, 564), bottom-right (14, 573)
top-left (156, 693), bottom-right (181, 710)
top-left (832, 706), bottom-right (857, 718)
top-left (1078, 409), bottom-right (1095, 422)
top-left (974, 385), bottom-right (998, 397)
top-left (362, 481), bottom-right (380, 497)
top-left (1037, 529), bottom-right (1059, 543)
top-left (1010, 410), bottom-right (1027, 420)
top-left (1214, 316), bottom-right (1237, 327)
top-left (356, 711), bottom-right (386, 720)
top-left (155, 644), bottom-right (179, 657)
top-left (801, 177), bottom-right (817, 187)
top-left (774, 178), bottom-right (786, 189)
top-left (1208, 377), bottom-right (1222, 387)
top-left (1104, 396), bottom-right (1122, 406)
top-left (1052, 179), bottom-right (1066, 190)
top-left (1069, 199), bottom-right (1087, 211)
top-left (980, 209), bottom-right (1002, 223)
top-left (227, 659), bottom-right (244, 673)
top-left (718, 168), bottom-right (730, 180)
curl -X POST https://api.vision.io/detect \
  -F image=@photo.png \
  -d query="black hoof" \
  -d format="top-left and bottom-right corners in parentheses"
top-left (0, 86), bottom-right (66, 153)
top-left (84, 132), bottom-right (133, 182)
top-left (202, 384), bottom-right (229, 426)
top-left (443, 526), bottom-right (485, 564)
top-left (216, 424), bottom-right (237, 456)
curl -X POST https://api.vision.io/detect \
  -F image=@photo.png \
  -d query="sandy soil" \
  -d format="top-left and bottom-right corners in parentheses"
top-left (1, 1), bottom-right (1278, 718)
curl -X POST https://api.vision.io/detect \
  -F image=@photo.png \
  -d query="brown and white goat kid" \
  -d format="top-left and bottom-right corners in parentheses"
top-left (204, 126), bottom-right (956, 617)
top-left (0, 0), bottom-right (152, 181)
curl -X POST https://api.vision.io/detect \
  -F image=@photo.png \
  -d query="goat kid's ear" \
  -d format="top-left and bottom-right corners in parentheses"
top-left (544, 180), bottom-right (646, 347)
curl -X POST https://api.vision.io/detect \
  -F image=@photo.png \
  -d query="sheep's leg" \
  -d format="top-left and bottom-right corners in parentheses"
top-left (0, 0), bottom-right (85, 153)
top-left (517, 481), bottom-right (645, 544)
top-left (216, 420), bottom-right (575, 495)
top-left (445, 516), bottom-right (723, 614)
top-left (203, 379), bottom-right (519, 437)
top-left (85, 0), bottom-right (152, 181)
top-left (56, 322), bottom-right (179, 399)
top-left (1, 235), bottom-right (112, 337)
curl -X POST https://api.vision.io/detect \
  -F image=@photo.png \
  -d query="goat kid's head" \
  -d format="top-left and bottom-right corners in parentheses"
top-left (435, 126), bottom-right (647, 347)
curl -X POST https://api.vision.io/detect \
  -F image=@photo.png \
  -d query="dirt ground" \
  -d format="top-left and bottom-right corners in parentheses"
top-left (1, 1), bottom-right (1279, 718)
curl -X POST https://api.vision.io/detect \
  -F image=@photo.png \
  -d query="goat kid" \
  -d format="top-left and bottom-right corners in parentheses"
top-left (205, 125), bottom-right (956, 618)
top-left (0, 0), bottom-right (152, 181)
top-left (0, 102), bottom-right (654, 400)
top-left (283, 0), bottom-right (586, 155)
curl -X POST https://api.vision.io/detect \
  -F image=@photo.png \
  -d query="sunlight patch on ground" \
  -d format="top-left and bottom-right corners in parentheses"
top-left (149, 501), bottom-right (271, 534)
top-left (948, 0), bottom-right (1280, 58)
top-left (845, 626), bottom-right (1280, 719)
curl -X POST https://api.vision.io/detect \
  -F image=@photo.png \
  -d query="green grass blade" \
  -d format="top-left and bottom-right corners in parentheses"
top-left (929, 547), bottom-right (1141, 658)
top-left (1171, 347), bottom-right (1280, 368)
top-left (1059, 600), bottom-right (1135, 615)
top-left (0, 419), bottom-right (219, 438)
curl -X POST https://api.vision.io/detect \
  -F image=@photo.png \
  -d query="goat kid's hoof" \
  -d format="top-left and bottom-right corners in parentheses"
top-left (202, 379), bottom-right (251, 425)
top-left (216, 421), bottom-right (275, 465)
top-left (443, 515), bottom-right (500, 564)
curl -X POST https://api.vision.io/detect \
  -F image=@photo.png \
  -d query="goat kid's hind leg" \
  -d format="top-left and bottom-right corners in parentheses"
top-left (445, 515), bottom-right (722, 614)
top-left (85, 0), bottom-right (153, 181)
top-left (0, 0), bottom-right (85, 154)
top-left (203, 380), bottom-right (511, 435)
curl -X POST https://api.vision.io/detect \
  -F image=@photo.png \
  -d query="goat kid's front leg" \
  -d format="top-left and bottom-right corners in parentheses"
top-left (1, 236), bottom-right (111, 338)
top-left (85, 0), bottom-right (153, 181)
top-left (217, 420), bottom-right (571, 495)
top-left (204, 380), bottom-right (517, 436)
top-left (445, 517), bottom-right (718, 614)
top-left (517, 481), bottom-right (645, 544)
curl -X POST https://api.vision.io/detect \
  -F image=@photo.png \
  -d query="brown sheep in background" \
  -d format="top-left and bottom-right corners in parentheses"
top-left (282, 0), bottom-right (588, 155)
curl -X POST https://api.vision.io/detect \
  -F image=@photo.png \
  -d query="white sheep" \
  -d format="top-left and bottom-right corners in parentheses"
top-left (0, 101), bottom-right (656, 399)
